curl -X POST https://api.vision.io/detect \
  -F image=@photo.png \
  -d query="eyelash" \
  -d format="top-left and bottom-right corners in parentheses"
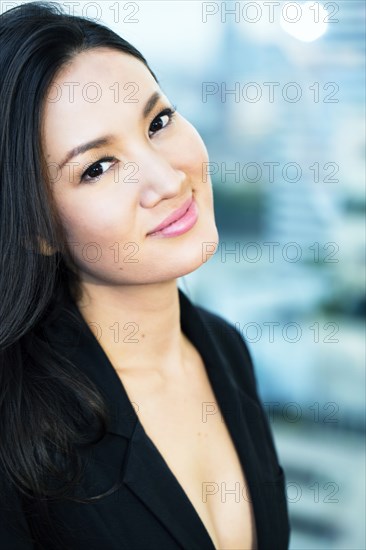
top-left (79, 105), bottom-right (177, 184)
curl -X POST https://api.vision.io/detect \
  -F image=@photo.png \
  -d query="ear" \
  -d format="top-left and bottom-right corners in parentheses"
top-left (36, 235), bottom-right (58, 256)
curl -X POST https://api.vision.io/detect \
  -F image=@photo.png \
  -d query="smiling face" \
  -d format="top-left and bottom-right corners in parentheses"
top-left (41, 47), bottom-right (218, 291)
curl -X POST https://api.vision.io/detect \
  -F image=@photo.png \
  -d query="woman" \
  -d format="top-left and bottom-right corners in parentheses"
top-left (0, 2), bottom-right (290, 549)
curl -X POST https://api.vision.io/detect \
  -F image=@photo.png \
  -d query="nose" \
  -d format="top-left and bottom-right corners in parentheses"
top-left (131, 148), bottom-right (186, 208)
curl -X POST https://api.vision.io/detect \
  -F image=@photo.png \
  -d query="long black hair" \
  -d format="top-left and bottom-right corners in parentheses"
top-left (0, 2), bottom-right (159, 547)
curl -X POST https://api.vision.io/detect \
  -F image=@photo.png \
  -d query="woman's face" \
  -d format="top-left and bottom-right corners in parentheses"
top-left (42, 47), bottom-right (218, 287)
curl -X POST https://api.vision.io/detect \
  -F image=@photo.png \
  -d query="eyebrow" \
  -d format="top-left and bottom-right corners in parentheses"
top-left (58, 90), bottom-right (162, 169)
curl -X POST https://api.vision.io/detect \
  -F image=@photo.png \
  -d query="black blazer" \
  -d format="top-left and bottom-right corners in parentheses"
top-left (0, 288), bottom-right (290, 549)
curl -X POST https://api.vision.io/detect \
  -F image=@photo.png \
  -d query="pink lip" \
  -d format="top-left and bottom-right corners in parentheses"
top-left (147, 196), bottom-right (198, 238)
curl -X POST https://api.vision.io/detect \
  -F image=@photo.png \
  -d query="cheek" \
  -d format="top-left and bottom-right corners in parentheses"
top-left (172, 120), bottom-right (209, 176)
top-left (55, 194), bottom-right (134, 250)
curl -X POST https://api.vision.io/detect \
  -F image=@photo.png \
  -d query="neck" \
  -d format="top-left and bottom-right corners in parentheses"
top-left (76, 278), bottom-right (189, 381)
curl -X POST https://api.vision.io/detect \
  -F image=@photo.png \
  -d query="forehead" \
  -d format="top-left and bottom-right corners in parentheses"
top-left (53, 47), bottom-right (152, 86)
top-left (42, 48), bottom-right (160, 160)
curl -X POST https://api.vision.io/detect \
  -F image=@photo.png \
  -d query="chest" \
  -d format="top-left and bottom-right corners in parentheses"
top-left (115, 354), bottom-right (258, 550)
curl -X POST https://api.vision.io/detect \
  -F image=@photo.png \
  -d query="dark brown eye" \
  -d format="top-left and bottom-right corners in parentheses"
top-left (80, 157), bottom-right (116, 184)
top-left (150, 113), bottom-right (170, 133)
top-left (148, 106), bottom-right (177, 137)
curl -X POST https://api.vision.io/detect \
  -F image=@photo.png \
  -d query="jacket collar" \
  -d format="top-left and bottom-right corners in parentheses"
top-left (44, 286), bottom-right (267, 549)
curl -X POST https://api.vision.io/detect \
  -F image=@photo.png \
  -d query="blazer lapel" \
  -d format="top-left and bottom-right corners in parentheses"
top-left (179, 289), bottom-right (279, 548)
top-left (121, 419), bottom-right (216, 550)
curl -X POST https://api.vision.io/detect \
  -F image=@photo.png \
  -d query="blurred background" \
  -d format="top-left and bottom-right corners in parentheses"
top-left (7, 0), bottom-right (365, 547)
